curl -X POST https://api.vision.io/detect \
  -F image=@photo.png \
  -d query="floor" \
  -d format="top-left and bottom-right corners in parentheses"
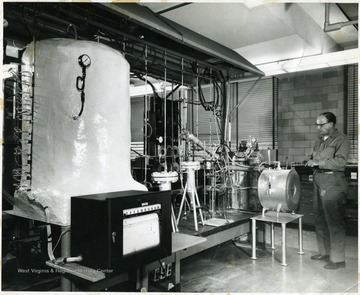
top-left (176, 226), bottom-right (359, 293)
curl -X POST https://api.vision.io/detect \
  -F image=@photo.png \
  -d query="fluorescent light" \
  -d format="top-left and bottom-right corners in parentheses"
top-left (130, 82), bottom-right (187, 98)
top-left (257, 48), bottom-right (359, 76)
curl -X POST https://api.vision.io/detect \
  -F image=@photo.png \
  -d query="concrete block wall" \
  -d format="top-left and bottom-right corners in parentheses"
top-left (277, 66), bottom-right (345, 164)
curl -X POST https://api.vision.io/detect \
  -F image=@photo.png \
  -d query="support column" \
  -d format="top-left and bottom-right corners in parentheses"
top-left (250, 219), bottom-right (257, 260)
top-left (61, 226), bottom-right (72, 291)
top-left (298, 217), bottom-right (304, 255)
top-left (280, 223), bottom-right (288, 266)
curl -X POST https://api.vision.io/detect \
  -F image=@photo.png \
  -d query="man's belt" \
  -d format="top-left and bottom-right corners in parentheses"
top-left (315, 169), bottom-right (344, 174)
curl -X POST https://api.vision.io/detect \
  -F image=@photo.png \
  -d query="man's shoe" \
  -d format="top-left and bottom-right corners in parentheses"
top-left (311, 254), bottom-right (330, 261)
top-left (324, 261), bottom-right (345, 270)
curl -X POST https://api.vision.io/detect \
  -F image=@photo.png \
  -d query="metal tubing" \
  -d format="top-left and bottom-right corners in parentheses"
top-left (298, 217), bottom-right (304, 254)
top-left (190, 190), bottom-right (199, 231)
top-left (171, 206), bottom-right (179, 232)
top-left (194, 190), bottom-right (204, 225)
top-left (171, 212), bottom-right (176, 233)
top-left (61, 226), bottom-right (72, 291)
top-left (251, 219), bottom-right (257, 260)
top-left (325, 3), bottom-right (330, 26)
top-left (324, 3), bottom-right (358, 32)
top-left (280, 223), bottom-right (288, 266)
top-left (271, 223), bottom-right (275, 250)
top-left (164, 53), bottom-right (167, 169)
top-left (192, 190), bottom-right (198, 232)
top-left (176, 182), bottom-right (188, 225)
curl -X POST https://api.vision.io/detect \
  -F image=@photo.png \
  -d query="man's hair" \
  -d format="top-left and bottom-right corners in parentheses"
top-left (319, 112), bottom-right (336, 125)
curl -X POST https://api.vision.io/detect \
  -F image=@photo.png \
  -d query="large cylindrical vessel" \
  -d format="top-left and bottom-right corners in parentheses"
top-left (258, 169), bottom-right (300, 212)
top-left (13, 39), bottom-right (146, 225)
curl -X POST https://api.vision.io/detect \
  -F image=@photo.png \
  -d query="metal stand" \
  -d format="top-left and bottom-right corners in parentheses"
top-left (61, 226), bottom-right (72, 291)
top-left (250, 211), bottom-right (304, 266)
top-left (152, 171), bottom-right (179, 232)
top-left (177, 161), bottom-right (204, 231)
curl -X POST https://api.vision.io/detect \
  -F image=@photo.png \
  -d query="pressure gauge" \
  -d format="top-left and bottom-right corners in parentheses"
top-left (78, 54), bottom-right (91, 68)
top-left (158, 136), bottom-right (163, 144)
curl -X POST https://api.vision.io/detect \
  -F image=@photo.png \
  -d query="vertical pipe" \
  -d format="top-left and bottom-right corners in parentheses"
top-left (251, 219), bottom-right (257, 260)
top-left (180, 57), bottom-right (187, 162)
top-left (298, 217), bottom-right (304, 254)
top-left (271, 222), bottom-right (275, 249)
top-left (12, 69), bottom-right (17, 120)
top-left (188, 169), bottom-right (198, 231)
top-left (211, 173), bottom-right (215, 218)
top-left (191, 90), bottom-right (194, 160)
top-left (236, 82), bottom-right (239, 150)
top-left (176, 182), bottom-right (187, 225)
top-left (164, 53), bottom-right (167, 171)
top-left (280, 223), bottom-right (287, 266)
top-left (171, 205), bottom-right (179, 232)
top-left (144, 45), bottom-right (148, 182)
top-left (195, 66), bottom-right (199, 164)
top-left (228, 81), bottom-right (232, 149)
top-left (61, 226), bottom-right (72, 291)
top-left (195, 189), bottom-right (204, 225)
top-left (325, 3), bottom-right (330, 27)
top-left (203, 163), bottom-right (206, 216)
top-left (272, 77), bottom-right (276, 150)
top-left (171, 84), bottom-right (174, 149)
top-left (29, 38), bottom-right (36, 189)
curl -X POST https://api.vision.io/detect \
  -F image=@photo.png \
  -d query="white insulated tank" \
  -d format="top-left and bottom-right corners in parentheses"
top-left (13, 39), bottom-right (146, 225)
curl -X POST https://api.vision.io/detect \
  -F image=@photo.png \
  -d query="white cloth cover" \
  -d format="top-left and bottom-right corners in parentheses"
top-left (13, 39), bottom-right (146, 226)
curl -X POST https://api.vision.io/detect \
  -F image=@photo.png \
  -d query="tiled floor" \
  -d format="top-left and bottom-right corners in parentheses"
top-left (178, 226), bottom-right (358, 293)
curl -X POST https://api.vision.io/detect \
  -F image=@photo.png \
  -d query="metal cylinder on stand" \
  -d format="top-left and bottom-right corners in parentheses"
top-left (257, 168), bottom-right (300, 212)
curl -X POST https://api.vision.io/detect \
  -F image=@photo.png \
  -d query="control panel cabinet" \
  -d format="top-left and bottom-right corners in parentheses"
top-left (71, 190), bottom-right (172, 273)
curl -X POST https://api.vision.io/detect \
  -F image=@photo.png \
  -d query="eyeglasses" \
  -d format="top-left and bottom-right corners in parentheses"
top-left (315, 122), bottom-right (329, 127)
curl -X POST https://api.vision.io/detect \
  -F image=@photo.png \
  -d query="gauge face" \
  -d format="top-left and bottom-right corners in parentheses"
top-left (78, 54), bottom-right (91, 67)
top-left (158, 136), bottom-right (163, 144)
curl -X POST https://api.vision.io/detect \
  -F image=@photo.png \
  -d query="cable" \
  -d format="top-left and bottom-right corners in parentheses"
top-left (44, 207), bottom-right (56, 262)
top-left (52, 227), bottom-right (70, 253)
top-left (136, 74), bottom-right (161, 99)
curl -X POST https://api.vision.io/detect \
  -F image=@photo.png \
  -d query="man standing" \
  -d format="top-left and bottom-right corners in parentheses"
top-left (306, 112), bottom-right (349, 270)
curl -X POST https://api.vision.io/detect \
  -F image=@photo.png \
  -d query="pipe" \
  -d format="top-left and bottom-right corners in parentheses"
top-left (251, 219), bottom-right (257, 260)
top-left (324, 3), bottom-right (358, 32)
top-left (164, 53), bottom-right (167, 172)
top-left (281, 223), bottom-right (287, 266)
top-left (298, 217), bottom-right (304, 255)
top-left (182, 131), bottom-right (218, 159)
top-left (271, 223), bottom-right (275, 250)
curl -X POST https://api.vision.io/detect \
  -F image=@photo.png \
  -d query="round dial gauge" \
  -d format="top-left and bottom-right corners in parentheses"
top-left (78, 54), bottom-right (91, 67)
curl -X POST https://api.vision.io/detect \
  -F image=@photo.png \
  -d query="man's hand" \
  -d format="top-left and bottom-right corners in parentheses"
top-left (305, 160), bottom-right (319, 167)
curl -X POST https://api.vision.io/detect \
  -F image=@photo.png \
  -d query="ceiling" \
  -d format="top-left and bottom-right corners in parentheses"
top-left (140, 2), bottom-right (358, 76)
top-left (3, 2), bottom-right (358, 79)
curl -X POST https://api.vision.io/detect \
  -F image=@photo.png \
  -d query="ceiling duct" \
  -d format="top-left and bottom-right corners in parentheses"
top-left (98, 3), bottom-right (264, 77)
top-left (4, 2), bottom-right (263, 84)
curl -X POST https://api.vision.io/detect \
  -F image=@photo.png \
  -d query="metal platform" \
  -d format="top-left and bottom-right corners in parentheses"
top-left (44, 209), bottom-right (256, 291)
top-left (176, 210), bottom-right (257, 260)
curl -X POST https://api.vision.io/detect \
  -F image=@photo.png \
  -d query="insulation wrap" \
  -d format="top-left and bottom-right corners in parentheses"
top-left (13, 39), bottom-right (147, 225)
